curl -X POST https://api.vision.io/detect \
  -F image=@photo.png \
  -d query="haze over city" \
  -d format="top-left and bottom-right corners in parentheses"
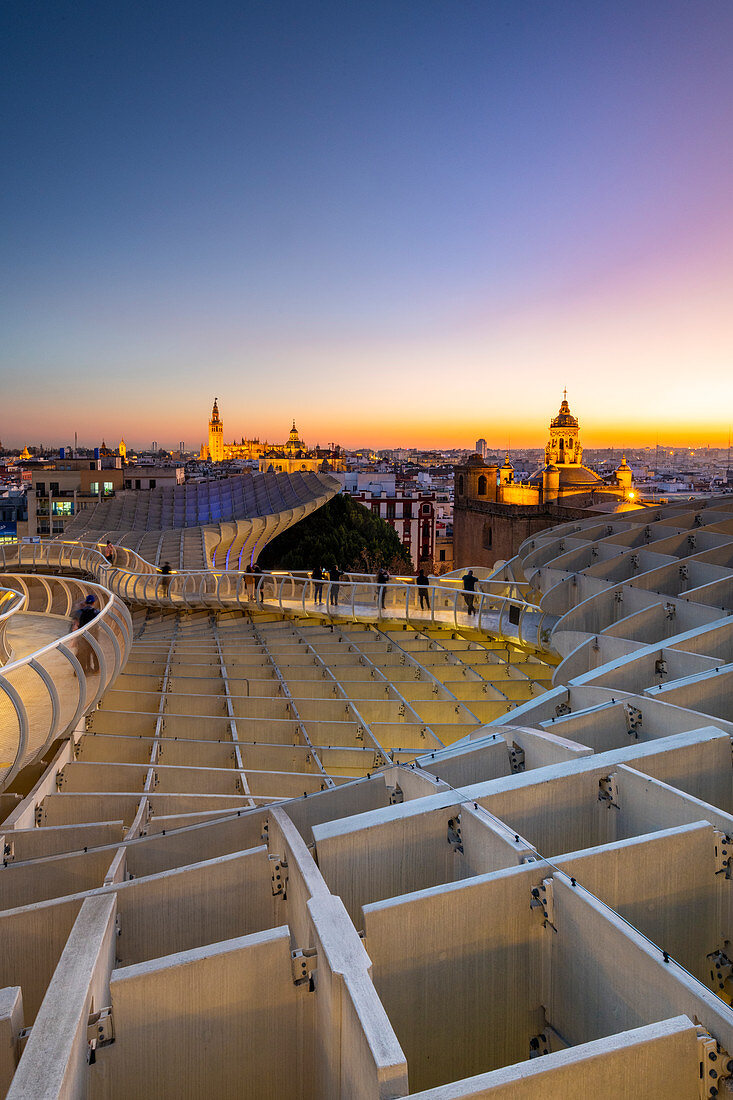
top-left (2, 1), bottom-right (732, 448)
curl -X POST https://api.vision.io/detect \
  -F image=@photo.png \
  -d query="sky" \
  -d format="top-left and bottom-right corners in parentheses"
top-left (1, 0), bottom-right (732, 451)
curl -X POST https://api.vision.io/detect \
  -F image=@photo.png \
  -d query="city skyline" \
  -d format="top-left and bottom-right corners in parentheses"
top-left (2, 2), bottom-right (732, 447)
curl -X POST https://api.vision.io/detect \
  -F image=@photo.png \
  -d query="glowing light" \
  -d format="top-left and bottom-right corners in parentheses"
top-left (628, 491), bottom-right (636, 500)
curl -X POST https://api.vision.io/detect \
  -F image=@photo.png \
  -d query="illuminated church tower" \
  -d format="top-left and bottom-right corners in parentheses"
top-left (208, 398), bottom-right (224, 463)
top-left (545, 390), bottom-right (583, 468)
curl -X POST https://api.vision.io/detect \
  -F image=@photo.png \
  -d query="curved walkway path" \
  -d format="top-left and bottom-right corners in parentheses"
top-left (0, 540), bottom-right (555, 653)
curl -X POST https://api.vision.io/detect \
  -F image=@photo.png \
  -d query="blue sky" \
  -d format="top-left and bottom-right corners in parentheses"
top-left (2, 1), bottom-right (732, 449)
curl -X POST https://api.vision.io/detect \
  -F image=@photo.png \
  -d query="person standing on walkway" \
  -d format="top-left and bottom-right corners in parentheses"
top-left (327, 565), bottom-right (342, 607)
top-left (376, 567), bottom-right (389, 610)
top-left (160, 561), bottom-right (172, 597)
top-left (416, 569), bottom-right (430, 610)
top-left (103, 540), bottom-right (116, 566)
top-left (312, 564), bottom-right (324, 605)
top-left (252, 561), bottom-right (263, 602)
top-left (462, 569), bottom-right (477, 615)
top-left (69, 593), bottom-right (99, 672)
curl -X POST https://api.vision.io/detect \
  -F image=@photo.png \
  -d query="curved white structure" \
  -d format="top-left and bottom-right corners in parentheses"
top-left (61, 469), bottom-right (339, 569)
top-left (1, 498), bottom-right (733, 1097)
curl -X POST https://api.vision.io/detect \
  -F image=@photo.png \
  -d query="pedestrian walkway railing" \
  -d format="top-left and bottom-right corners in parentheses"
top-left (0, 573), bottom-right (133, 788)
top-left (0, 540), bottom-right (556, 653)
top-left (0, 585), bottom-right (27, 664)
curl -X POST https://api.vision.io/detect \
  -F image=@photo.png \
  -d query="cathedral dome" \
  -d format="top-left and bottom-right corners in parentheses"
top-left (528, 464), bottom-right (602, 487)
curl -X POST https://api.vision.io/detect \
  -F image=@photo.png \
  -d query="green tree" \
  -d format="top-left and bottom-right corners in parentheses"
top-left (258, 495), bottom-right (413, 574)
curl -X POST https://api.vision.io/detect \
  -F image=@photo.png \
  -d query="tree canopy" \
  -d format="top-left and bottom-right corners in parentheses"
top-left (257, 494), bottom-right (413, 574)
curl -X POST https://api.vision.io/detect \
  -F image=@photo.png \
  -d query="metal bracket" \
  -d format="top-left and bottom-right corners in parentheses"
top-left (530, 878), bottom-right (555, 930)
top-left (34, 803), bottom-right (44, 827)
top-left (529, 1025), bottom-right (568, 1058)
top-left (623, 704), bottom-right (643, 738)
top-left (599, 774), bottom-right (619, 807)
top-left (713, 832), bottom-right (732, 877)
top-left (665, 602), bottom-right (677, 620)
top-left (373, 750), bottom-right (387, 768)
top-left (509, 743), bottom-right (525, 773)
top-left (291, 948), bottom-right (317, 987)
top-left (55, 768), bottom-right (66, 791)
top-left (447, 816), bottom-right (463, 854)
top-left (707, 950), bottom-right (733, 995)
top-left (355, 726), bottom-right (364, 742)
top-left (86, 1007), bottom-right (114, 1064)
top-left (655, 657), bottom-right (668, 676)
top-left (696, 1027), bottom-right (732, 1098)
top-left (555, 702), bottom-right (571, 717)
top-left (269, 855), bottom-right (288, 897)
top-left (388, 784), bottom-right (404, 805)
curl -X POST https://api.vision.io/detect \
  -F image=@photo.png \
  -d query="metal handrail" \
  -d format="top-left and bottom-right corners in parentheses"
top-left (0, 539), bottom-right (555, 652)
top-left (0, 573), bottom-right (132, 788)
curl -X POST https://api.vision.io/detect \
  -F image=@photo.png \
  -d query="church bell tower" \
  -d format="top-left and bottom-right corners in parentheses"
top-left (208, 398), bottom-right (224, 463)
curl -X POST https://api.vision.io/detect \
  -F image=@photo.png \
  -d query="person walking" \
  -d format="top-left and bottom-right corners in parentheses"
top-left (103, 540), bottom-right (116, 566)
top-left (416, 568), bottom-right (430, 610)
top-left (69, 593), bottom-right (100, 673)
top-left (376, 566), bottom-right (389, 610)
top-left (312, 564), bottom-right (324, 606)
top-left (327, 565), bottom-right (342, 607)
top-left (462, 569), bottom-right (477, 615)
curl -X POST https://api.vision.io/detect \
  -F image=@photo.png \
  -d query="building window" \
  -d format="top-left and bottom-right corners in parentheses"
top-left (403, 502), bottom-right (412, 519)
top-left (50, 482), bottom-right (59, 495)
top-left (439, 549), bottom-right (446, 562)
top-left (458, 475), bottom-right (464, 495)
top-left (483, 522), bottom-right (493, 549)
top-left (51, 501), bottom-right (74, 516)
top-left (478, 475), bottom-right (487, 495)
top-left (103, 482), bottom-right (114, 495)
top-left (90, 482), bottom-right (99, 494)
top-left (149, 479), bottom-right (156, 489)
top-left (386, 502), bottom-right (395, 519)
top-left (36, 482), bottom-right (45, 496)
top-left (422, 504), bottom-right (430, 515)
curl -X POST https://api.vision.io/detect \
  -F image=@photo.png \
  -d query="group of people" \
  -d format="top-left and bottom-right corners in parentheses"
top-left (307, 565), bottom-right (479, 616)
top-left (311, 565), bottom-right (345, 606)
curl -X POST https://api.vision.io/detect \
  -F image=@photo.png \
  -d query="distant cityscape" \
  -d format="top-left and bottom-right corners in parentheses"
top-left (2, 393), bottom-right (732, 574)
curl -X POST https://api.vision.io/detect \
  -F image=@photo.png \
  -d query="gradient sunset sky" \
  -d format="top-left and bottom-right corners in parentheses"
top-left (2, 1), bottom-right (732, 450)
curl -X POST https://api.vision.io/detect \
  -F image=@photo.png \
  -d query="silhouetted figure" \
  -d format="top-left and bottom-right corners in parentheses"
top-left (70, 593), bottom-right (99, 672)
top-left (103, 540), bottom-right (116, 565)
top-left (416, 569), bottom-right (430, 610)
top-left (376, 567), bottom-right (389, 610)
top-left (252, 562), bottom-right (263, 601)
top-left (160, 561), bottom-right (172, 596)
top-left (462, 569), bottom-right (477, 615)
top-left (312, 565), bottom-right (324, 605)
top-left (328, 565), bottom-right (342, 607)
